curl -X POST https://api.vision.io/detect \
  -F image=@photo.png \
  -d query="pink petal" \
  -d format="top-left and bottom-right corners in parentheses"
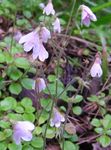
top-left (21, 131), bottom-right (33, 141)
top-left (53, 18), bottom-right (61, 33)
top-left (19, 32), bottom-right (34, 44)
top-left (24, 42), bottom-right (34, 52)
top-left (82, 17), bottom-right (91, 27)
top-left (41, 27), bottom-right (51, 43)
top-left (13, 130), bottom-right (21, 145)
top-left (43, 2), bottom-right (55, 15)
top-left (36, 78), bottom-right (46, 92)
top-left (38, 44), bottom-right (48, 62)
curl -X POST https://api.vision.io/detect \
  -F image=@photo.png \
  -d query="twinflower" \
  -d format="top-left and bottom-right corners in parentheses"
top-left (90, 53), bottom-right (103, 77)
top-left (80, 5), bottom-right (97, 27)
top-left (40, 27), bottom-right (51, 43)
top-left (52, 18), bottom-right (61, 33)
top-left (33, 78), bottom-right (46, 93)
top-left (43, 0), bottom-right (55, 15)
top-left (19, 30), bottom-right (49, 62)
top-left (50, 108), bottom-right (65, 128)
top-left (13, 121), bottom-right (35, 145)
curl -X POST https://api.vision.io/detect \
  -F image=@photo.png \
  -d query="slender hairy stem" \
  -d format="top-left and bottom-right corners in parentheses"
top-left (42, 99), bottom-right (55, 150)
top-left (10, 11), bottom-right (17, 53)
top-left (62, 84), bottom-right (81, 149)
top-left (65, 0), bottom-right (77, 35)
top-left (39, 65), bottom-right (55, 150)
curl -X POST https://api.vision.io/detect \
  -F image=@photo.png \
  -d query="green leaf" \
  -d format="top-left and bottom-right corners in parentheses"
top-left (98, 135), bottom-right (111, 148)
top-left (8, 143), bottom-right (22, 150)
top-left (21, 97), bottom-right (32, 108)
top-left (34, 127), bottom-right (42, 135)
top-left (8, 113), bottom-right (23, 121)
top-left (21, 78), bottom-right (34, 89)
top-left (9, 83), bottom-right (22, 95)
top-left (23, 113), bottom-right (35, 122)
top-left (0, 97), bottom-right (17, 111)
top-left (15, 106), bottom-right (24, 113)
top-left (63, 141), bottom-right (77, 150)
top-left (38, 111), bottom-right (49, 125)
top-left (40, 98), bottom-right (52, 112)
top-left (0, 121), bottom-right (11, 129)
top-left (15, 57), bottom-right (30, 69)
top-left (3, 129), bottom-right (12, 138)
top-left (0, 132), bottom-right (6, 141)
top-left (73, 106), bottom-right (82, 115)
top-left (4, 52), bottom-right (14, 64)
top-left (45, 128), bottom-right (55, 139)
top-left (106, 130), bottom-right (111, 136)
top-left (101, 114), bottom-right (111, 129)
top-left (91, 118), bottom-right (101, 127)
top-left (87, 95), bottom-right (98, 102)
top-left (95, 127), bottom-right (104, 134)
top-left (0, 52), bottom-right (5, 63)
top-left (48, 75), bottom-right (57, 82)
top-left (23, 145), bottom-right (34, 150)
top-left (31, 137), bottom-right (43, 148)
top-left (7, 66), bottom-right (22, 81)
top-left (23, 11), bottom-right (32, 18)
top-left (0, 142), bottom-right (7, 150)
top-left (24, 106), bottom-right (35, 113)
top-left (73, 95), bottom-right (83, 103)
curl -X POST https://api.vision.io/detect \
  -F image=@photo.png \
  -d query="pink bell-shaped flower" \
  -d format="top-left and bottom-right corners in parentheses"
top-left (43, 0), bottom-right (55, 15)
top-left (19, 30), bottom-right (49, 62)
top-left (80, 5), bottom-right (97, 27)
top-left (52, 18), bottom-right (61, 33)
top-left (33, 78), bottom-right (46, 93)
top-left (40, 27), bottom-right (51, 43)
top-left (50, 108), bottom-right (65, 128)
top-left (13, 121), bottom-right (35, 145)
top-left (90, 54), bottom-right (103, 77)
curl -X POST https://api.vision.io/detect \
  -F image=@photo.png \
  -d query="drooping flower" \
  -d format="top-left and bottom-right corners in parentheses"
top-left (43, 0), bottom-right (55, 15)
top-left (52, 18), bottom-right (61, 33)
top-left (50, 108), bottom-right (65, 128)
top-left (39, 3), bottom-right (45, 9)
top-left (13, 121), bottom-right (35, 145)
top-left (40, 27), bottom-right (51, 43)
top-left (90, 54), bottom-right (103, 77)
top-left (32, 78), bottom-right (46, 93)
top-left (80, 5), bottom-right (97, 27)
top-left (19, 30), bottom-right (48, 62)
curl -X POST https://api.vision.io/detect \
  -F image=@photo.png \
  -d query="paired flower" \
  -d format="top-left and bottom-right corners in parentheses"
top-left (33, 78), bottom-right (46, 93)
top-left (39, 3), bottom-right (45, 9)
top-left (90, 53), bottom-right (103, 77)
top-left (43, 0), bottom-right (55, 16)
top-left (50, 108), bottom-right (65, 128)
top-left (80, 5), bottom-right (97, 27)
top-left (13, 121), bottom-right (35, 145)
top-left (19, 27), bottom-right (51, 62)
top-left (52, 18), bottom-right (61, 33)
top-left (40, 27), bottom-right (51, 43)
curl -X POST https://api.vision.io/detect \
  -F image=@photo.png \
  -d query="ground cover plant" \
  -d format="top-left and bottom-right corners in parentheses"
top-left (0, 0), bottom-right (111, 149)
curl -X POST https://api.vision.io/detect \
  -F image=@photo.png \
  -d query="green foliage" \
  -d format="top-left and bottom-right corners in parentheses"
top-left (21, 78), bottom-right (34, 89)
top-left (0, 97), bottom-right (17, 111)
top-left (0, 0), bottom-right (111, 149)
top-left (73, 106), bottom-right (82, 115)
top-left (91, 114), bottom-right (111, 147)
top-left (62, 141), bottom-right (79, 150)
top-left (9, 83), bottom-right (22, 95)
top-left (15, 58), bottom-right (30, 69)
